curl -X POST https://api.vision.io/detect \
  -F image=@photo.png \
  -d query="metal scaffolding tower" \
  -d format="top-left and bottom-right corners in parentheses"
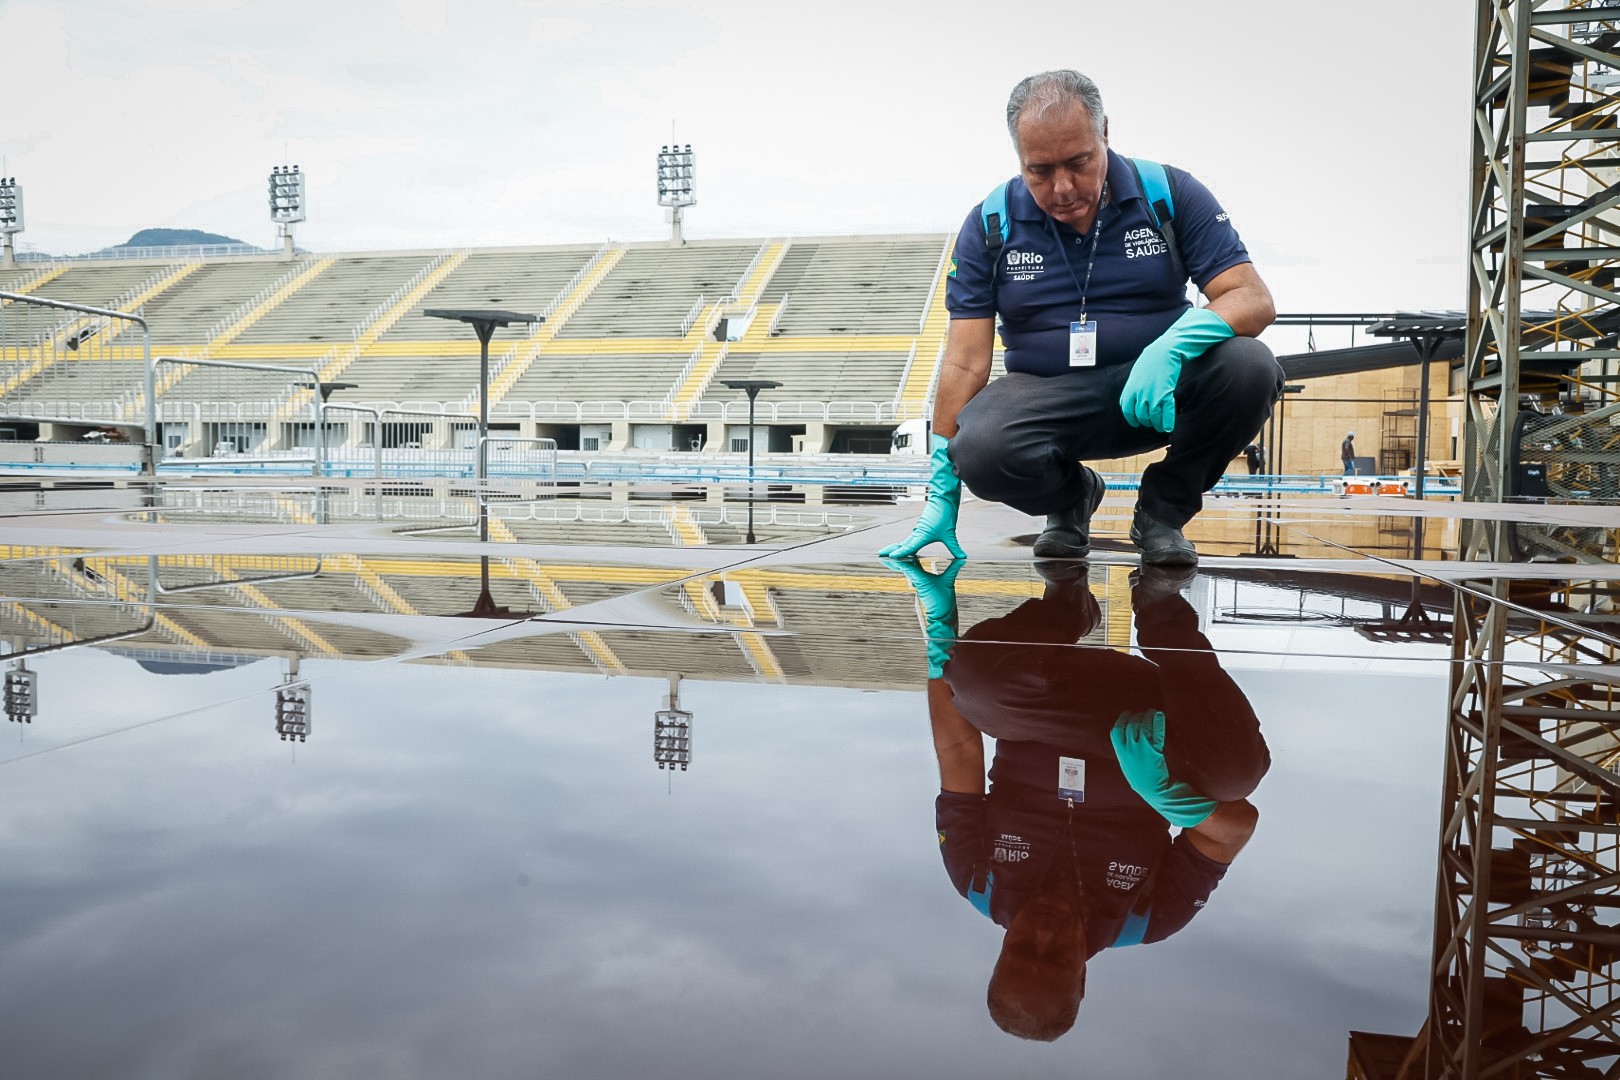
top-left (1464, 0), bottom-right (1620, 554)
top-left (1423, 4), bottom-right (1620, 1076)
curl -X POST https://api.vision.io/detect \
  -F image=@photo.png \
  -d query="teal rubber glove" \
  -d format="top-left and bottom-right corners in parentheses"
top-left (1109, 709), bottom-right (1217, 828)
top-left (882, 556), bottom-right (963, 678)
top-left (877, 433), bottom-right (965, 559)
top-left (1118, 308), bottom-right (1235, 433)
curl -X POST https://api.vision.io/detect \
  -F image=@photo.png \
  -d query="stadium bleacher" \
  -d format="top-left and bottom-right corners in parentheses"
top-left (2, 231), bottom-right (957, 455)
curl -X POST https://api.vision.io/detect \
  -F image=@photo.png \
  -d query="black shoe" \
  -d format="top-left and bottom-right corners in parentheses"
top-left (1129, 565), bottom-right (1197, 611)
top-left (1034, 560), bottom-right (1091, 587)
top-left (1032, 467), bottom-right (1106, 559)
top-left (1129, 506), bottom-right (1198, 566)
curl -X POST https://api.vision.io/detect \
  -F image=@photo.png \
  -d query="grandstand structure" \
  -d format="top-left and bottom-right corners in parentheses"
top-left (1, 233), bottom-right (956, 461)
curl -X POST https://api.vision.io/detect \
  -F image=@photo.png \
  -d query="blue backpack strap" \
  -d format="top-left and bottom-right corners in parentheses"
top-left (1110, 904), bottom-right (1152, 948)
top-left (968, 868), bottom-right (995, 920)
top-left (1128, 157), bottom-right (1186, 281)
top-left (980, 180), bottom-right (1011, 255)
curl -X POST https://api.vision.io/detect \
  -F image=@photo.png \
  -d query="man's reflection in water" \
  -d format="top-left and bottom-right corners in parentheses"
top-left (889, 560), bottom-right (1269, 1041)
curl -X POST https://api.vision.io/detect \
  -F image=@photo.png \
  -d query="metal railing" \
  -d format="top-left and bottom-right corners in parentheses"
top-left (350, 250), bottom-right (455, 342)
top-left (12, 243), bottom-right (273, 263)
top-left (476, 435), bottom-right (558, 492)
top-left (668, 342), bottom-right (707, 398)
top-left (0, 290), bottom-right (154, 458)
top-left (919, 234), bottom-right (953, 334)
top-left (890, 341), bottom-right (920, 410)
top-left (1, 263), bottom-right (65, 295)
top-left (201, 257), bottom-right (312, 345)
top-left (153, 356), bottom-right (321, 466)
top-left (687, 398), bottom-right (902, 423)
top-left (729, 240), bottom-right (771, 303)
top-left (478, 244), bottom-right (617, 400)
top-left (679, 294), bottom-right (706, 336)
top-left (539, 242), bottom-right (613, 327)
top-left (768, 293), bottom-right (791, 335)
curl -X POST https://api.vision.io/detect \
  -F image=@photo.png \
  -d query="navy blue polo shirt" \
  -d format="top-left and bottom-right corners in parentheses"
top-left (946, 149), bottom-right (1251, 375)
top-left (935, 741), bottom-right (1228, 951)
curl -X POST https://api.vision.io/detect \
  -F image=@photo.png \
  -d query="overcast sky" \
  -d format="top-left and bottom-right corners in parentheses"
top-left (3, 0), bottom-right (1470, 315)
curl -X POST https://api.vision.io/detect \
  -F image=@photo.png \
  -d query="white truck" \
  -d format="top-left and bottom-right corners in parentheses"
top-left (891, 418), bottom-right (930, 455)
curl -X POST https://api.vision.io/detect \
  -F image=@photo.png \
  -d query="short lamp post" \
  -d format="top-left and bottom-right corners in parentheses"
top-left (720, 379), bottom-right (781, 544)
top-left (423, 309), bottom-right (539, 542)
top-left (1368, 314), bottom-right (1467, 501)
top-left (311, 381), bottom-right (357, 521)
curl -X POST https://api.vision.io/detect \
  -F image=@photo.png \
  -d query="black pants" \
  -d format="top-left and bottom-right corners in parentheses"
top-left (946, 586), bottom-right (1270, 804)
top-left (950, 337), bottom-right (1284, 528)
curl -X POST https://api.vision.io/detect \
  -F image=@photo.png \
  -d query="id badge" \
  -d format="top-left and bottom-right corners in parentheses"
top-left (1069, 321), bottom-right (1098, 367)
top-left (1057, 756), bottom-right (1086, 803)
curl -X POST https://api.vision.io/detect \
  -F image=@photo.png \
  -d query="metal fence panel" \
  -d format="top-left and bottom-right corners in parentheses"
top-left (0, 290), bottom-right (153, 445)
top-left (478, 436), bottom-right (557, 490)
top-left (154, 357), bottom-right (319, 464)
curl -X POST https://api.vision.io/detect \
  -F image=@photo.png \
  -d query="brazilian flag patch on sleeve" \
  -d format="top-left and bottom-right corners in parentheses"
top-left (947, 257), bottom-right (957, 278)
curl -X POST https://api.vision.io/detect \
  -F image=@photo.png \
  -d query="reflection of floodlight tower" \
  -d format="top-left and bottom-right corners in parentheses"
top-left (656, 144), bottom-right (695, 245)
top-left (274, 657), bottom-right (312, 742)
top-left (4, 661), bottom-right (37, 724)
top-left (268, 165), bottom-right (305, 258)
top-left (653, 674), bottom-right (693, 772)
top-left (0, 176), bottom-right (23, 269)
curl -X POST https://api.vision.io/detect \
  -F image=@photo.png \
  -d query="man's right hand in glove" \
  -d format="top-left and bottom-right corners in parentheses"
top-left (877, 433), bottom-right (965, 559)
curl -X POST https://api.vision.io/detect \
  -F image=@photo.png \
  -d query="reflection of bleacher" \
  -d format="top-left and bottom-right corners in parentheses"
top-left (765, 575), bottom-right (921, 686)
top-left (497, 518), bottom-right (676, 547)
top-left (559, 243), bottom-right (760, 338)
top-left (467, 635), bottom-right (599, 670)
top-left (597, 627), bottom-right (760, 679)
top-left (1, 542), bottom-right (1067, 690)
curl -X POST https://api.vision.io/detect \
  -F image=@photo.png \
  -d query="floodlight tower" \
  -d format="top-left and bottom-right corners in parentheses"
top-left (268, 165), bottom-right (305, 259)
top-left (656, 144), bottom-right (695, 245)
top-left (0, 177), bottom-right (23, 270)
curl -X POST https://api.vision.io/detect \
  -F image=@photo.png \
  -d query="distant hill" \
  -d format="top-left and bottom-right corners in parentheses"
top-left (119, 228), bottom-right (246, 248)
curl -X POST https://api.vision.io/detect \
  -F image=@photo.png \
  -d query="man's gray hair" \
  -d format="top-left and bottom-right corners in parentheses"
top-left (1006, 70), bottom-right (1106, 148)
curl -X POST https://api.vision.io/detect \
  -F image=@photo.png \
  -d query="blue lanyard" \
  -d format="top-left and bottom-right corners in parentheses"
top-left (1050, 181), bottom-right (1109, 325)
